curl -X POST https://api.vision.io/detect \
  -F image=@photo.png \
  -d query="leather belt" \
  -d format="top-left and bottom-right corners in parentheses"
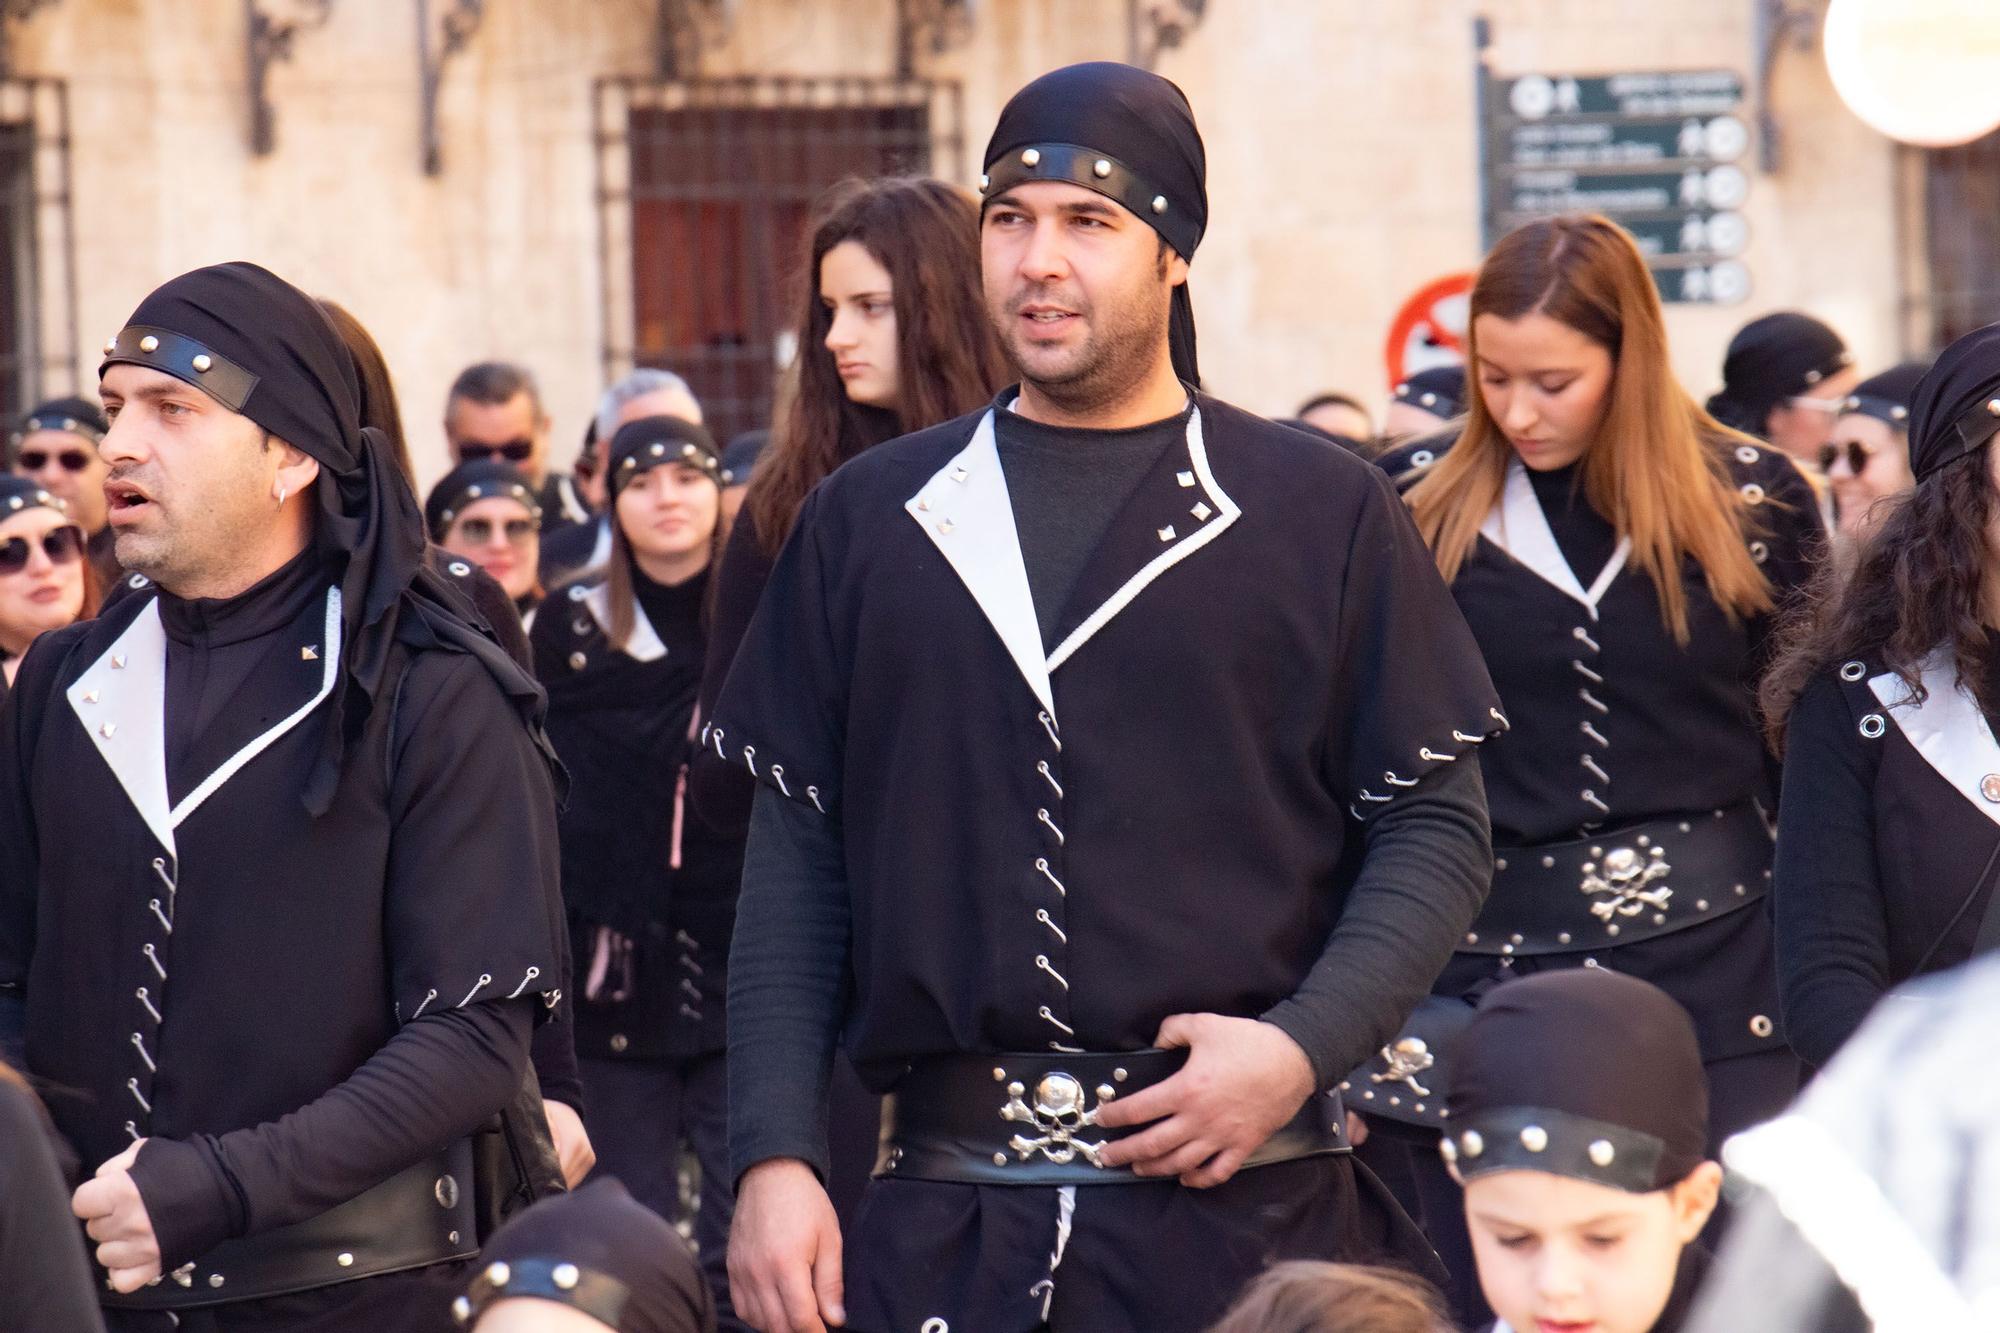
top-left (875, 1049), bottom-right (1350, 1187)
top-left (1461, 801), bottom-right (1774, 957)
top-left (102, 1139), bottom-right (478, 1311)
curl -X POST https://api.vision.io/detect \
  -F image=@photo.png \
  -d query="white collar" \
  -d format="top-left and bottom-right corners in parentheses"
top-left (1479, 458), bottom-right (1631, 620)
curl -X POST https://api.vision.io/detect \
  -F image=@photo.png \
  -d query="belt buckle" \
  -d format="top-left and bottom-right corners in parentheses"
top-left (997, 1069), bottom-right (1119, 1168)
top-left (1579, 842), bottom-right (1673, 928)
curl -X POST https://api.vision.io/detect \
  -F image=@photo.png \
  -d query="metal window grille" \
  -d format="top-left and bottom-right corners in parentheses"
top-left (595, 75), bottom-right (964, 445)
top-left (0, 77), bottom-right (74, 428)
top-left (1921, 130), bottom-right (2000, 349)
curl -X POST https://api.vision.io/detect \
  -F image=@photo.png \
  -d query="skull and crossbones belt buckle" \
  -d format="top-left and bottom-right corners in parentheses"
top-left (1458, 799), bottom-right (1774, 958)
top-left (875, 1050), bottom-right (1350, 1186)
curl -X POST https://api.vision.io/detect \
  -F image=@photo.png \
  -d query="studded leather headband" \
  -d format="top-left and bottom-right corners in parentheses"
top-left (980, 142), bottom-right (1200, 259)
top-left (453, 1257), bottom-right (631, 1329)
top-left (100, 325), bottom-right (259, 413)
top-left (1925, 394), bottom-right (2000, 481)
top-left (1839, 393), bottom-right (1911, 430)
top-left (1440, 1104), bottom-right (1669, 1194)
top-left (14, 413), bottom-right (104, 446)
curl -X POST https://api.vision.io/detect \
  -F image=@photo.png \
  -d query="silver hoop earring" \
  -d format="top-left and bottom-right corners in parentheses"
top-left (276, 484), bottom-right (287, 507)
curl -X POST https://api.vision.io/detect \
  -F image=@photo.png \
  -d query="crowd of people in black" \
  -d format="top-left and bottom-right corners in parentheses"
top-left (0, 56), bottom-right (1994, 1333)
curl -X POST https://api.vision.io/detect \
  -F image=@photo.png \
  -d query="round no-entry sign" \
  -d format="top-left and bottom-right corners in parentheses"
top-left (1385, 272), bottom-right (1474, 388)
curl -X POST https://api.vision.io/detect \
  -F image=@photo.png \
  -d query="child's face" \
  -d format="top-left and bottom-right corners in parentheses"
top-left (1464, 1164), bottom-right (1720, 1333)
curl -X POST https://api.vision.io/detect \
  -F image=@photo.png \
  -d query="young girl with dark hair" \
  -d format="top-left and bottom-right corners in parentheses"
top-left (532, 414), bottom-right (738, 1323)
top-left (690, 176), bottom-right (1008, 1227)
top-left (1367, 213), bottom-right (1823, 1319)
top-left (1763, 323), bottom-right (2000, 1069)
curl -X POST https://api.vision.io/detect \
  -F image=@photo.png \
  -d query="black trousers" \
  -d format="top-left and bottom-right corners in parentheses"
top-left (840, 1152), bottom-right (1441, 1333)
top-left (580, 1052), bottom-right (743, 1332)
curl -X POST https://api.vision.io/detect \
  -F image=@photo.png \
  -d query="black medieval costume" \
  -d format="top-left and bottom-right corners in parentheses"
top-left (711, 63), bottom-right (1502, 1333)
top-left (0, 263), bottom-right (567, 1331)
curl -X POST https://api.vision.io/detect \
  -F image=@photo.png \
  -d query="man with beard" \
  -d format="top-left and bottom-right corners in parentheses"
top-left (0, 263), bottom-right (566, 1331)
top-left (712, 63), bottom-right (1499, 1333)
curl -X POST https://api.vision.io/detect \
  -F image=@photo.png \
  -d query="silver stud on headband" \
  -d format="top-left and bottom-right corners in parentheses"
top-left (1460, 1130), bottom-right (1484, 1158)
top-left (1803, 368), bottom-right (1822, 385)
top-left (102, 336), bottom-right (116, 355)
top-left (452, 1295), bottom-right (473, 1325)
top-left (552, 1262), bottom-right (580, 1291)
top-left (1152, 195), bottom-right (1168, 214)
top-left (1521, 1125), bottom-right (1549, 1153)
top-left (484, 1261), bottom-right (510, 1287)
top-left (1588, 1139), bottom-right (1616, 1167)
top-left (650, 442), bottom-right (665, 456)
top-left (681, 443), bottom-right (697, 458)
top-left (138, 335), bottom-right (159, 353)
top-left (1021, 148), bottom-right (1041, 167)
top-left (1892, 405), bottom-right (1907, 420)
top-left (467, 485), bottom-right (483, 499)
top-left (979, 173), bottom-right (989, 189)
top-left (1987, 399), bottom-right (2000, 418)
top-left (192, 354), bottom-right (212, 373)
top-left (1093, 158), bottom-right (1111, 178)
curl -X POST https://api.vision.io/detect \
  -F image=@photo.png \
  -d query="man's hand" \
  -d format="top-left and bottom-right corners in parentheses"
top-left (72, 1140), bottom-right (162, 1292)
top-left (728, 1158), bottom-right (844, 1332)
top-left (1094, 1014), bottom-right (1317, 1188)
top-left (543, 1099), bottom-right (597, 1188)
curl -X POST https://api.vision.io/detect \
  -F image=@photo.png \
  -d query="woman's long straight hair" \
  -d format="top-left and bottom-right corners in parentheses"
top-left (1404, 214), bottom-right (1773, 641)
top-left (743, 176), bottom-right (1009, 557)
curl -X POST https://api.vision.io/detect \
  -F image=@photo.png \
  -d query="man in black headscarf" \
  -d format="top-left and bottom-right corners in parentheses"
top-left (716, 63), bottom-right (1498, 1332)
top-left (0, 262), bottom-right (567, 1331)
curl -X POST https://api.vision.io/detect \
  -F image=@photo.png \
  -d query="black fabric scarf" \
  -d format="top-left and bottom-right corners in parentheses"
top-left (102, 261), bottom-right (559, 815)
top-left (1906, 322), bottom-right (2000, 482)
top-left (981, 61), bottom-right (1207, 385)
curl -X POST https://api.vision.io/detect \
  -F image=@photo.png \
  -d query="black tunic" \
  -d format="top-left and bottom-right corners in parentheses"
top-left (712, 389), bottom-right (1500, 1330)
top-left (1773, 644), bottom-right (2000, 1067)
top-left (0, 548), bottom-right (565, 1320)
top-left (534, 567), bottom-right (736, 1061)
top-left (1378, 438), bottom-right (1822, 1073)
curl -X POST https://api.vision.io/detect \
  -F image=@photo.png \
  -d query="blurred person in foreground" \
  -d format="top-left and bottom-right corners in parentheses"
top-left (1206, 1262), bottom-right (1452, 1333)
top-left (1295, 390), bottom-right (1373, 442)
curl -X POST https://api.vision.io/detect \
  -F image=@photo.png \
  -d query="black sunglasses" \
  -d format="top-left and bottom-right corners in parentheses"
top-left (18, 447), bottom-right (94, 472)
top-left (0, 522), bottom-right (83, 574)
top-left (1817, 439), bottom-right (1876, 475)
top-left (458, 439), bottom-right (535, 464)
top-left (455, 516), bottom-right (537, 545)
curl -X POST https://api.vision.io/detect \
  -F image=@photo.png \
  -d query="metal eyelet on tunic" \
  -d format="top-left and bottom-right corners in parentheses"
top-left (1036, 808), bottom-right (1065, 843)
top-left (1034, 955), bottom-right (1069, 990)
top-left (1572, 626), bottom-right (1600, 653)
top-left (137, 987), bottom-right (161, 1023)
top-left (1034, 858), bottom-right (1066, 896)
top-left (1735, 445), bottom-right (1760, 464)
top-left (1036, 760), bottom-right (1063, 798)
top-left (1858, 713), bottom-right (1886, 739)
top-left (1739, 483), bottom-right (1765, 505)
top-left (1572, 659), bottom-right (1603, 683)
top-left (1038, 711), bottom-right (1062, 749)
top-left (1748, 540), bottom-right (1769, 563)
top-left (448, 561), bottom-right (472, 577)
top-left (1037, 1005), bottom-right (1075, 1036)
top-left (1034, 909), bottom-right (1067, 943)
top-left (568, 584), bottom-right (589, 602)
top-left (1839, 660), bottom-right (1867, 682)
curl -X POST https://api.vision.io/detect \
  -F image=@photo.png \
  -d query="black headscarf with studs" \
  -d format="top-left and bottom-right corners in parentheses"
top-left (100, 261), bottom-right (557, 815)
top-left (980, 62), bottom-right (1207, 386)
top-left (1906, 322), bottom-right (2000, 483)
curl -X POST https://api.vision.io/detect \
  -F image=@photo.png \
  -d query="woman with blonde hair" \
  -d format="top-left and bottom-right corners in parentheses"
top-left (1360, 213), bottom-right (1823, 1320)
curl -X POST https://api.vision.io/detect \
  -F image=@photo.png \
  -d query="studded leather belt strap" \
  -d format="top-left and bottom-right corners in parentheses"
top-left (101, 1138), bottom-right (477, 1311)
top-left (875, 1049), bottom-right (1350, 1187)
top-left (1461, 800), bottom-right (1774, 958)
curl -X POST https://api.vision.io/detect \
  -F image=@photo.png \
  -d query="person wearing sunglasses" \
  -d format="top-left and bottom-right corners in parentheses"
top-left (1703, 311), bottom-right (1859, 469)
top-left (0, 475), bottom-right (96, 703)
top-left (11, 397), bottom-right (119, 590)
top-left (444, 360), bottom-right (593, 538)
top-left (1819, 362), bottom-right (1929, 546)
top-left (426, 458), bottom-right (545, 620)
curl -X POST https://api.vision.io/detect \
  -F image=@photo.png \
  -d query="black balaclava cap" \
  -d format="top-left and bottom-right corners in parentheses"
top-left (455, 1179), bottom-right (715, 1333)
top-left (1443, 969), bottom-right (1708, 1193)
top-left (1837, 361), bottom-right (1931, 434)
top-left (980, 61), bottom-right (1207, 386)
top-left (1394, 365), bottom-right (1467, 420)
top-left (14, 396), bottom-right (109, 452)
top-left (607, 415), bottom-right (726, 498)
top-left (1705, 311), bottom-right (1853, 435)
top-left (425, 459), bottom-right (543, 543)
top-left (1906, 322), bottom-right (2000, 482)
top-left (100, 261), bottom-right (557, 814)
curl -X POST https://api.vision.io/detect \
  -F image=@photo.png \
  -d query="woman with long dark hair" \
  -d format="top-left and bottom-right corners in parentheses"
top-left (533, 414), bottom-right (738, 1322)
top-left (1367, 214), bottom-right (1823, 1320)
top-left (690, 176), bottom-right (1007, 1226)
top-left (1763, 325), bottom-right (2000, 1069)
